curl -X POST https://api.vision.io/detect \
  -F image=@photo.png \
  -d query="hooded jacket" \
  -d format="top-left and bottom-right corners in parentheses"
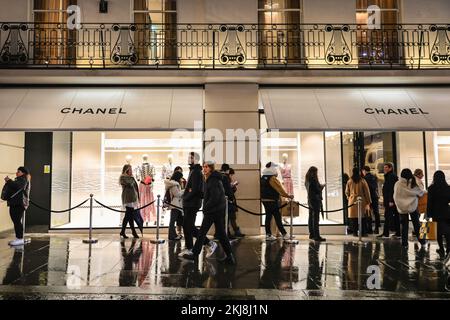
top-left (183, 163), bottom-right (203, 208)
top-left (119, 174), bottom-right (139, 205)
top-left (393, 177), bottom-right (425, 214)
top-left (164, 179), bottom-right (183, 210)
top-left (203, 170), bottom-right (226, 215)
top-left (6, 175), bottom-right (30, 208)
top-left (261, 168), bottom-right (290, 202)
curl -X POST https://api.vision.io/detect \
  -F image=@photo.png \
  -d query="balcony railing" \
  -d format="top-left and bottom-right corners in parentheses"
top-left (0, 22), bottom-right (449, 69)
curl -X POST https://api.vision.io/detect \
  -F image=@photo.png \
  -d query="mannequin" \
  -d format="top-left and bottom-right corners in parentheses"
top-left (161, 154), bottom-right (174, 179)
top-left (280, 153), bottom-right (294, 195)
top-left (125, 155), bottom-right (132, 164)
top-left (135, 154), bottom-right (156, 226)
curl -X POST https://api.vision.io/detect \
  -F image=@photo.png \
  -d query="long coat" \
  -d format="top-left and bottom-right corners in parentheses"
top-left (120, 174), bottom-right (139, 205)
top-left (345, 178), bottom-right (371, 218)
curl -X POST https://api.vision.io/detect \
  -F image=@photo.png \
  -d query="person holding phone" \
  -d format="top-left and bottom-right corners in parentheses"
top-left (4, 167), bottom-right (31, 247)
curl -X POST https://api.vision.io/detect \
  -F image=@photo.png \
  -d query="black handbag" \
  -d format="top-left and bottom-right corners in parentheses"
top-left (1, 183), bottom-right (10, 201)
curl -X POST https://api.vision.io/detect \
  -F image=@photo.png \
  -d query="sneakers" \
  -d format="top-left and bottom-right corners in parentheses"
top-left (314, 237), bottom-right (326, 242)
top-left (9, 238), bottom-right (24, 246)
top-left (266, 235), bottom-right (277, 241)
top-left (178, 248), bottom-right (192, 258)
top-left (206, 241), bottom-right (218, 258)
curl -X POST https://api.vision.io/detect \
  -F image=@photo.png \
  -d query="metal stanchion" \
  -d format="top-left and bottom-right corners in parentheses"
top-left (225, 196), bottom-right (229, 235)
top-left (284, 199), bottom-right (299, 244)
top-left (83, 194), bottom-right (98, 244)
top-left (353, 196), bottom-right (366, 246)
top-left (22, 208), bottom-right (31, 244)
top-left (151, 195), bottom-right (165, 244)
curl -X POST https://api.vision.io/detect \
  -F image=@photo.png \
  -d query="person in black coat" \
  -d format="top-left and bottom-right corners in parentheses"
top-left (378, 162), bottom-right (400, 238)
top-left (4, 166), bottom-right (31, 247)
top-left (426, 170), bottom-right (450, 260)
top-left (305, 166), bottom-right (326, 242)
top-left (182, 161), bottom-right (235, 264)
top-left (362, 166), bottom-right (380, 234)
top-left (180, 152), bottom-right (215, 257)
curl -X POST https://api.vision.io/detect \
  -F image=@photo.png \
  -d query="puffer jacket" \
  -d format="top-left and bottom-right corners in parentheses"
top-left (203, 171), bottom-right (226, 215)
top-left (119, 174), bottom-right (139, 205)
top-left (6, 175), bottom-right (30, 208)
top-left (393, 178), bottom-right (425, 214)
top-left (164, 179), bottom-right (183, 210)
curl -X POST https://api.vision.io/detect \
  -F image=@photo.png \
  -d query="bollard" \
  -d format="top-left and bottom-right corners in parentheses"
top-left (225, 196), bottom-right (229, 236)
top-left (284, 199), bottom-right (299, 244)
top-left (151, 195), bottom-right (165, 244)
top-left (83, 194), bottom-right (98, 244)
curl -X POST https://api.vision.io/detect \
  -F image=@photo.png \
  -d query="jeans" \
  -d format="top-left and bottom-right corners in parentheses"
top-left (9, 206), bottom-right (24, 239)
top-left (263, 201), bottom-right (287, 236)
top-left (437, 219), bottom-right (450, 253)
top-left (168, 209), bottom-right (183, 239)
top-left (121, 207), bottom-right (137, 235)
top-left (399, 211), bottom-right (423, 246)
top-left (193, 211), bottom-right (232, 257)
top-left (308, 208), bottom-right (321, 239)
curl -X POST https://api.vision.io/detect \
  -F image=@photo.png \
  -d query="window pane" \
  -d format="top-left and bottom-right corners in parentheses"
top-left (397, 131), bottom-right (425, 181)
top-left (324, 132), bottom-right (344, 224)
top-left (426, 131), bottom-right (450, 186)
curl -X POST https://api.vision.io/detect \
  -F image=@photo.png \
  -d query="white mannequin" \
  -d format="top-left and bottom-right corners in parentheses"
top-left (162, 154), bottom-right (174, 179)
top-left (279, 153), bottom-right (293, 195)
top-left (135, 154), bottom-right (155, 182)
top-left (125, 155), bottom-right (132, 164)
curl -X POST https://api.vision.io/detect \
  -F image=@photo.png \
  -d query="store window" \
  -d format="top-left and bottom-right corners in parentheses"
top-left (33, 0), bottom-right (77, 64)
top-left (397, 131), bottom-right (425, 183)
top-left (258, 0), bottom-right (302, 64)
top-left (133, 0), bottom-right (177, 65)
top-left (260, 112), bottom-right (344, 225)
top-left (50, 130), bottom-right (202, 229)
top-left (425, 131), bottom-right (450, 187)
top-left (356, 0), bottom-right (400, 65)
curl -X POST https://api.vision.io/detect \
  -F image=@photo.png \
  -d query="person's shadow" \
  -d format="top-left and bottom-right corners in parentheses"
top-left (2, 248), bottom-right (23, 285)
top-left (119, 239), bottom-right (142, 287)
top-left (306, 241), bottom-right (323, 290)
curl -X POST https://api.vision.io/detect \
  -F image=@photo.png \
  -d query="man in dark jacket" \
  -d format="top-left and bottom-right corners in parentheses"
top-left (362, 166), bottom-right (380, 234)
top-left (183, 161), bottom-right (235, 264)
top-left (5, 166), bottom-right (30, 247)
top-left (378, 162), bottom-right (400, 238)
top-left (179, 152), bottom-right (217, 258)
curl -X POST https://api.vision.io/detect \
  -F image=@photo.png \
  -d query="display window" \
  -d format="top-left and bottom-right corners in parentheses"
top-left (51, 131), bottom-right (202, 229)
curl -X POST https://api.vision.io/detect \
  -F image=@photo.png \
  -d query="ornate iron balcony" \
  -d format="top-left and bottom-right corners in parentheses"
top-left (0, 22), bottom-right (449, 69)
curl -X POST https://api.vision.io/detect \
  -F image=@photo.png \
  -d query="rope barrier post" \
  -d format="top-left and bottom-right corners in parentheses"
top-left (83, 194), bottom-right (98, 244)
top-left (23, 207), bottom-right (31, 244)
top-left (284, 199), bottom-right (299, 245)
top-left (151, 195), bottom-right (165, 244)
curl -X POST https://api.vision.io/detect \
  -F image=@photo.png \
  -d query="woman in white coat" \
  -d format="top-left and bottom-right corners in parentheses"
top-left (164, 170), bottom-right (184, 241)
top-left (393, 168), bottom-right (426, 248)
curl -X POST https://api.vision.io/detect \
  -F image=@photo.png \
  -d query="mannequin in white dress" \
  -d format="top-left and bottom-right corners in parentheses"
top-left (161, 154), bottom-right (174, 180)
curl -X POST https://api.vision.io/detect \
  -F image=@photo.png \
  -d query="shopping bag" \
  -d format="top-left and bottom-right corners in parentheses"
top-left (419, 220), bottom-right (437, 240)
top-left (417, 193), bottom-right (428, 214)
top-left (281, 200), bottom-right (299, 217)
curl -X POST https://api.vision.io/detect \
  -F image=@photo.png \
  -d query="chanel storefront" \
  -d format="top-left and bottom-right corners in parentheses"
top-left (2, 86), bottom-right (450, 233)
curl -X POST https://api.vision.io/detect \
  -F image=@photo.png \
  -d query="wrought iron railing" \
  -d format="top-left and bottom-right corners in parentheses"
top-left (0, 22), bottom-right (449, 69)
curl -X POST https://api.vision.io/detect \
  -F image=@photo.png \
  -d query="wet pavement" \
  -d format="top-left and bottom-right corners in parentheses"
top-left (0, 232), bottom-right (449, 300)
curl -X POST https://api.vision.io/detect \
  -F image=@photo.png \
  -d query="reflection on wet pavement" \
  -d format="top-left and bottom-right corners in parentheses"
top-left (0, 233), bottom-right (449, 299)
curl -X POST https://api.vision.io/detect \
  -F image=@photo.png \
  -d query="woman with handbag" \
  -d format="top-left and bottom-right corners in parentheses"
top-left (426, 170), bottom-right (450, 260)
top-left (393, 168), bottom-right (426, 248)
top-left (345, 167), bottom-right (371, 237)
top-left (4, 167), bottom-right (31, 247)
top-left (119, 164), bottom-right (140, 239)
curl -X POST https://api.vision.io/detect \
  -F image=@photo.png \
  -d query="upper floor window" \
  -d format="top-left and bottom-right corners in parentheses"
top-left (356, 0), bottom-right (400, 65)
top-left (32, 0), bottom-right (77, 64)
top-left (133, 0), bottom-right (177, 64)
top-left (258, 0), bottom-right (302, 25)
top-left (258, 0), bottom-right (302, 64)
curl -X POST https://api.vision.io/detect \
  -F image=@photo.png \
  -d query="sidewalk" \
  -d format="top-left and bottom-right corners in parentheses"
top-left (0, 232), bottom-right (449, 300)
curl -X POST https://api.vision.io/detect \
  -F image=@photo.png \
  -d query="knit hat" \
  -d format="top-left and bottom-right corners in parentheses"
top-left (17, 166), bottom-right (29, 175)
top-left (262, 162), bottom-right (278, 176)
